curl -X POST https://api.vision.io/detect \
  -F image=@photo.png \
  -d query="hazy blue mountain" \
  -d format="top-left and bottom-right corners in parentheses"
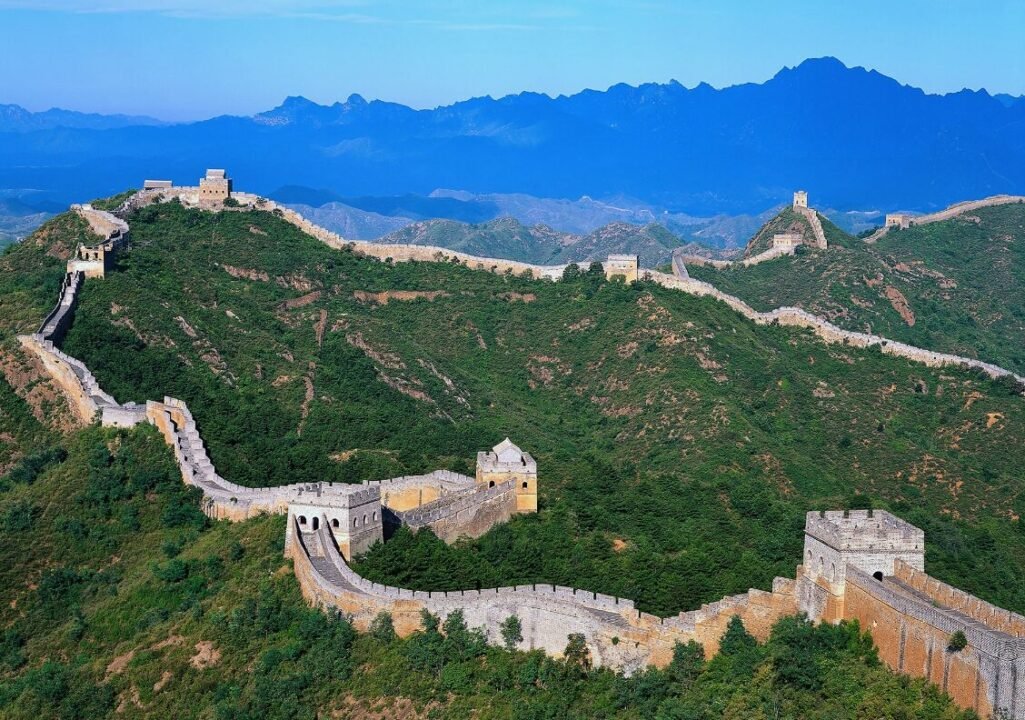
top-left (0, 103), bottom-right (165, 132)
top-left (1, 57), bottom-right (1022, 215)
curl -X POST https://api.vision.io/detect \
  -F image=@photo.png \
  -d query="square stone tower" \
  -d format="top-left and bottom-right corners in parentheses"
top-left (476, 438), bottom-right (537, 512)
top-left (772, 232), bottom-right (803, 249)
top-left (199, 169), bottom-right (232, 203)
top-left (286, 485), bottom-right (383, 561)
top-left (885, 213), bottom-right (913, 229)
top-left (605, 254), bottom-right (639, 283)
top-left (793, 190), bottom-right (808, 209)
top-left (799, 510), bottom-right (924, 621)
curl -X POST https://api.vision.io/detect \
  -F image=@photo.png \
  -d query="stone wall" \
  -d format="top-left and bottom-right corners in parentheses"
top-left (793, 206), bottom-right (828, 249)
top-left (640, 270), bottom-right (1025, 389)
top-left (868, 195), bottom-right (1025, 243)
top-left (393, 478), bottom-right (519, 543)
top-left (287, 518), bottom-right (798, 673)
top-left (842, 566), bottom-right (1025, 718)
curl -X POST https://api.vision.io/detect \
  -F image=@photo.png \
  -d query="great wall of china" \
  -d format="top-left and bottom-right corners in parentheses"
top-left (13, 171), bottom-right (1025, 717)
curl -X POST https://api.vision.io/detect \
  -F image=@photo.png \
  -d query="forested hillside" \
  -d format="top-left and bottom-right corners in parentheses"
top-left (46, 200), bottom-right (1025, 622)
top-left (689, 204), bottom-right (1025, 374)
top-left (0, 201), bottom-right (987, 717)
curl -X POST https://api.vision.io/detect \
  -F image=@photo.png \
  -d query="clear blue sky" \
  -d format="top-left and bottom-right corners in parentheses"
top-left (2, 0), bottom-right (1023, 121)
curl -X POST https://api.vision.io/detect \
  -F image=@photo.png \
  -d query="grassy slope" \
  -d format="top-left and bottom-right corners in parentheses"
top-left (741, 208), bottom-right (815, 257)
top-left (690, 204), bottom-right (1025, 374)
top-left (46, 201), bottom-right (1025, 623)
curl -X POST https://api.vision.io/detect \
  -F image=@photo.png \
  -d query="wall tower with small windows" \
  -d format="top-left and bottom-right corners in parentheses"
top-left (287, 485), bottom-right (384, 561)
top-left (797, 509), bottom-right (924, 623)
top-left (476, 438), bottom-right (538, 512)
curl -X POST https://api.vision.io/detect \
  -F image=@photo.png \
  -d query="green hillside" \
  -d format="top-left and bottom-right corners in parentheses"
top-left (40, 200), bottom-right (1025, 624)
top-left (379, 217), bottom-right (684, 267)
top-left (689, 204), bottom-right (1025, 373)
top-left (0, 201), bottom-right (988, 718)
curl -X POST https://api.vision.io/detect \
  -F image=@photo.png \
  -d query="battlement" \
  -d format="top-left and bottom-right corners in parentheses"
top-left (793, 190), bottom-right (808, 208)
top-left (805, 509), bottom-right (924, 552)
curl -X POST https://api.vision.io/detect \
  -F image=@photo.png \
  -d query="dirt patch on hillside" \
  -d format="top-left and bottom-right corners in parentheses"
top-left (331, 697), bottom-right (439, 720)
top-left (497, 292), bottom-right (536, 303)
top-left (353, 290), bottom-right (450, 305)
top-left (105, 650), bottom-right (135, 679)
top-left (190, 641), bottom-right (221, 669)
top-left (153, 671), bottom-right (173, 693)
top-left (346, 332), bottom-right (405, 370)
top-left (883, 286), bottom-right (916, 326)
top-left (220, 264), bottom-right (270, 282)
top-left (315, 309), bottom-right (328, 348)
top-left (279, 290), bottom-right (322, 310)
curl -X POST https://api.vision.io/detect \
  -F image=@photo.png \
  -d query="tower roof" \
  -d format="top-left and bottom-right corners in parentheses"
top-left (492, 437), bottom-right (523, 463)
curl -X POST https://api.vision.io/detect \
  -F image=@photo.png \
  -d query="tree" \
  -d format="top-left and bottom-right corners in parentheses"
top-left (717, 615), bottom-right (761, 678)
top-left (369, 611), bottom-right (396, 643)
top-left (948, 630), bottom-right (968, 652)
top-left (500, 614), bottom-right (523, 650)
top-left (563, 633), bottom-right (591, 673)
top-left (667, 640), bottom-right (704, 686)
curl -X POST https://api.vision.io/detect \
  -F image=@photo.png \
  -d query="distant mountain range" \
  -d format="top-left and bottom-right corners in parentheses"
top-left (0, 104), bottom-right (164, 132)
top-left (1, 57), bottom-right (1023, 220)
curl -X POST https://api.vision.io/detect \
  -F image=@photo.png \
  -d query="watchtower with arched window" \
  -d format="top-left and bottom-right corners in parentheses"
top-left (798, 509), bottom-right (924, 622)
top-left (475, 438), bottom-right (538, 513)
top-left (286, 484), bottom-right (384, 561)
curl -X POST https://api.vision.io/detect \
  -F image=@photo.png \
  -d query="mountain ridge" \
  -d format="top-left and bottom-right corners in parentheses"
top-left (2, 57), bottom-right (1023, 215)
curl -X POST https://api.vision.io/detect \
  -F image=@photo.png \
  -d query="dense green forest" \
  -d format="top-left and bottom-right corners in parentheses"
top-left (0, 199), bottom-right (1019, 717)
top-left (690, 203), bottom-right (1025, 374)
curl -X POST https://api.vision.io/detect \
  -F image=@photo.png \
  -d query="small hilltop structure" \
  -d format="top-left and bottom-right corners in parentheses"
top-left (604, 254), bottom-right (639, 283)
top-left (885, 212), bottom-right (914, 230)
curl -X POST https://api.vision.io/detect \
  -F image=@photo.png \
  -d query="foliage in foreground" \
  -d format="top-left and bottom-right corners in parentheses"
top-left (0, 425), bottom-right (973, 718)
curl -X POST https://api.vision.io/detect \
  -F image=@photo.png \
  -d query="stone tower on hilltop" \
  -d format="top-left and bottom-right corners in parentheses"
top-left (797, 509), bottom-right (924, 623)
top-left (199, 169), bottom-right (232, 203)
top-left (793, 190), bottom-right (809, 209)
top-left (477, 438), bottom-right (538, 512)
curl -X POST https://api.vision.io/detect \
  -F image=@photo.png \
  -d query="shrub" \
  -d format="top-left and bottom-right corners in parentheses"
top-left (948, 630), bottom-right (968, 652)
top-left (500, 614), bottom-right (522, 650)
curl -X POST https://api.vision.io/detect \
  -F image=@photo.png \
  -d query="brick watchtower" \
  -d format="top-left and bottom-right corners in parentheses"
top-left (476, 438), bottom-right (537, 512)
top-left (797, 510), bottom-right (924, 623)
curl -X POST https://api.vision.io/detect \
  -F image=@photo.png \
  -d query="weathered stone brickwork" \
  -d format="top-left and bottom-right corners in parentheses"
top-left (798, 511), bottom-right (1025, 719)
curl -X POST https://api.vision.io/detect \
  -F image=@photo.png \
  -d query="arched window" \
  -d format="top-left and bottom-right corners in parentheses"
top-left (312, 517), bottom-right (319, 530)
top-left (332, 518), bottom-right (339, 528)
top-left (522, 481), bottom-right (528, 489)
top-left (873, 571), bottom-right (884, 582)
top-left (373, 511), bottom-right (378, 522)
top-left (489, 480), bottom-right (495, 488)
top-left (818, 557), bottom-right (824, 574)
top-left (363, 514), bottom-right (368, 525)
top-left (353, 518), bottom-right (358, 528)
top-left (299, 515), bottom-right (307, 525)
top-left (829, 563), bottom-right (836, 580)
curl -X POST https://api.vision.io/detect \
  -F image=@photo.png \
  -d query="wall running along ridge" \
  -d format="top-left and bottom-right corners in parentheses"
top-left (864, 195), bottom-right (1025, 243)
top-left (17, 181), bottom-right (1025, 713)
